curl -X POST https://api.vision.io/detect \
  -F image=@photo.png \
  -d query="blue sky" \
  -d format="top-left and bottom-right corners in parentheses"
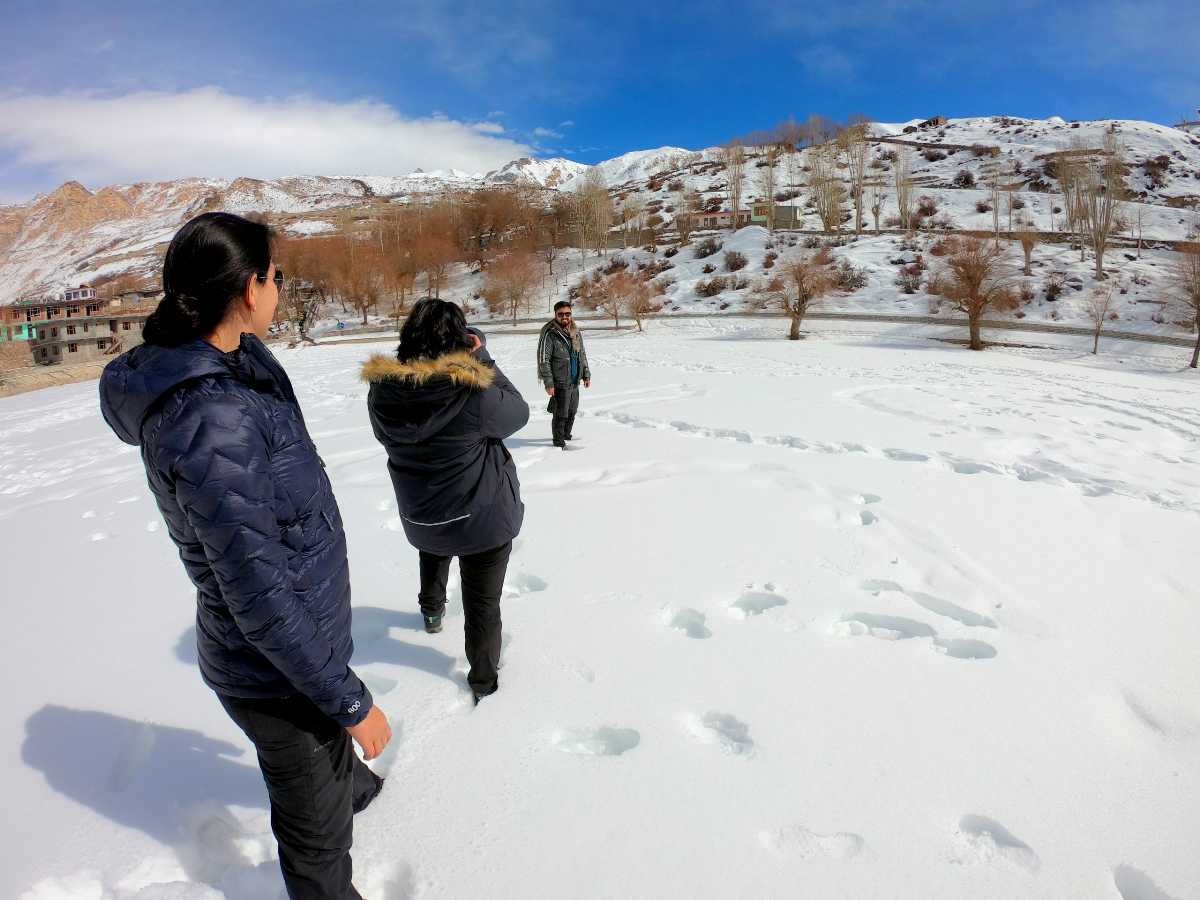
top-left (1, 0), bottom-right (1197, 203)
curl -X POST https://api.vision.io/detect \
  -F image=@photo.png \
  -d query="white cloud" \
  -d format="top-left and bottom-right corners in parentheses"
top-left (559, 119), bottom-right (575, 128)
top-left (0, 88), bottom-right (533, 192)
top-left (532, 126), bottom-right (563, 139)
top-left (472, 121), bottom-right (506, 134)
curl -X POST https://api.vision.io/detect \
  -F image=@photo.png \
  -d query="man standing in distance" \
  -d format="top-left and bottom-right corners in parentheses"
top-left (537, 301), bottom-right (591, 449)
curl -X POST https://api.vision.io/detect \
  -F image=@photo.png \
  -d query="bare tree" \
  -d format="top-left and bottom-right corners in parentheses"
top-left (1015, 218), bottom-right (1040, 276)
top-left (755, 144), bottom-right (780, 232)
top-left (1057, 147), bottom-right (1087, 261)
top-left (866, 179), bottom-right (887, 234)
top-left (980, 162), bottom-right (1004, 245)
top-left (720, 141), bottom-right (747, 229)
top-left (1084, 284), bottom-right (1115, 354)
top-left (674, 190), bottom-right (699, 245)
top-left (777, 117), bottom-right (805, 196)
top-left (939, 236), bottom-right (1015, 350)
top-left (411, 232), bottom-right (457, 298)
top-left (1173, 242), bottom-right (1200, 368)
top-left (620, 195), bottom-right (645, 249)
top-left (1077, 133), bottom-right (1126, 279)
top-left (839, 122), bottom-right (870, 236)
top-left (1133, 202), bottom-right (1144, 258)
top-left (483, 251), bottom-right (541, 325)
top-left (273, 237), bottom-right (322, 343)
top-left (335, 244), bottom-right (385, 326)
top-left (755, 251), bottom-right (835, 339)
top-left (809, 142), bottom-right (845, 233)
top-left (576, 169), bottom-right (613, 257)
top-left (894, 149), bottom-right (916, 231)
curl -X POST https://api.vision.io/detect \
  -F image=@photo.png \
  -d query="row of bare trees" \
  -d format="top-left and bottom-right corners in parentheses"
top-left (270, 178), bottom-right (627, 336)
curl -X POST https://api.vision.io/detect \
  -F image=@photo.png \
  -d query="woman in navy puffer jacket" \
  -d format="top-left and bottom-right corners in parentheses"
top-left (99, 212), bottom-right (387, 900)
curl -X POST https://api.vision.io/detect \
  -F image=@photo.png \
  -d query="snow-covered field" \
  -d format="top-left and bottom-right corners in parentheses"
top-left (3, 321), bottom-right (1198, 899)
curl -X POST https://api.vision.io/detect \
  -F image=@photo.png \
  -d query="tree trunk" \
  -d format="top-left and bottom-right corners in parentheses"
top-left (788, 313), bottom-right (802, 340)
top-left (1093, 327), bottom-right (1101, 355)
top-left (361, 306), bottom-right (368, 326)
top-left (1093, 245), bottom-right (1105, 280)
top-left (1023, 247), bottom-right (1032, 276)
top-left (1192, 326), bottom-right (1200, 369)
top-left (968, 315), bottom-right (983, 351)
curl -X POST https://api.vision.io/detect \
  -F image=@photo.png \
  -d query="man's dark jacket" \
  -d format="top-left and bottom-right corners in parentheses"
top-left (537, 320), bottom-right (591, 388)
top-left (99, 334), bottom-right (371, 727)
top-left (364, 336), bottom-right (529, 557)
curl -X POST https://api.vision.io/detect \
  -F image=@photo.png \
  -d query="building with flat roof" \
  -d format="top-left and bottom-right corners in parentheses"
top-left (3, 284), bottom-right (158, 364)
top-left (29, 309), bottom-right (149, 365)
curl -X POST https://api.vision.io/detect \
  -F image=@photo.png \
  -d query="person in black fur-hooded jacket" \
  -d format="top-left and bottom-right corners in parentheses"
top-left (363, 298), bottom-right (529, 704)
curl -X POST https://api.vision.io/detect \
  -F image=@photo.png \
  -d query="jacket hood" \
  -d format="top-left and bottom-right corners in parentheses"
top-left (363, 351), bottom-right (493, 445)
top-left (360, 351), bottom-right (494, 389)
top-left (99, 334), bottom-right (285, 446)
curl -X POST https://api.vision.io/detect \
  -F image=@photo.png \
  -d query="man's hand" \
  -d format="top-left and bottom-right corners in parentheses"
top-left (584, 379), bottom-right (591, 389)
top-left (346, 705), bottom-right (391, 760)
top-left (546, 385), bottom-right (555, 397)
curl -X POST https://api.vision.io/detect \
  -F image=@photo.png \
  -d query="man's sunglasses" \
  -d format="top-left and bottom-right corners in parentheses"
top-left (257, 269), bottom-right (285, 288)
top-left (555, 310), bottom-right (572, 317)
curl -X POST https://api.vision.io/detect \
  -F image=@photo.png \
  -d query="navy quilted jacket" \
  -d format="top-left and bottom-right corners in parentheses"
top-left (99, 334), bottom-right (371, 726)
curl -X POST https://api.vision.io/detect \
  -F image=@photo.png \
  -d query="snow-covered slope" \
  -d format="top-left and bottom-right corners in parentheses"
top-left (2, 116), bottom-right (1198, 307)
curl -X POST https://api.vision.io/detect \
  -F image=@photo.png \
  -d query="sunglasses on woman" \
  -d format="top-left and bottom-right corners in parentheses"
top-left (257, 269), bottom-right (285, 288)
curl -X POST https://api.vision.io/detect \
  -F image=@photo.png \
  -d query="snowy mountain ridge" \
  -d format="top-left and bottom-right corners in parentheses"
top-left (1, 115), bottom-right (1198, 305)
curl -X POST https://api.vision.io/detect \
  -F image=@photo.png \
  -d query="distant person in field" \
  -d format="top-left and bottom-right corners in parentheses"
top-left (363, 298), bottom-right (529, 704)
top-left (99, 212), bottom-right (388, 900)
top-left (537, 300), bottom-right (591, 449)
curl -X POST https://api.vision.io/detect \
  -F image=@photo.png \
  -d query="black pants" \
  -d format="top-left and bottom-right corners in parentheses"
top-left (418, 540), bottom-right (512, 698)
top-left (550, 383), bottom-right (580, 445)
top-left (218, 694), bottom-right (380, 900)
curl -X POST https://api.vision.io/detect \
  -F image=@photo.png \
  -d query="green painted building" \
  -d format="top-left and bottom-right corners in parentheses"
top-left (0, 322), bottom-right (36, 342)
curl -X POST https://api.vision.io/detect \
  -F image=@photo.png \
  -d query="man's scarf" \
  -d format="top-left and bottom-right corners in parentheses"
top-left (554, 319), bottom-right (584, 354)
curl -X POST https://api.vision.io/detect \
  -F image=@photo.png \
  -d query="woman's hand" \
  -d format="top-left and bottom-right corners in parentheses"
top-left (469, 333), bottom-right (483, 352)
top-left (346, 705), bottom-right (391, 760)
top-left (545, 385), bottom-right (555, 396)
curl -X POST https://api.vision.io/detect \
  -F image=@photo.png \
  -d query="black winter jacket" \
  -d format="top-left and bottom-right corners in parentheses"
top-left (99, 334), bottom-right (371, 727)
top-left (364, 338), bottom-right (529, 557)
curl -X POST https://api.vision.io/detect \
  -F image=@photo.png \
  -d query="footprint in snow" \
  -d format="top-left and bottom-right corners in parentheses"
top-left (730, 585), bottom-right (788, 618)
top-left (951, 815), bottom-right (1040, 873)
top-left (668, 608), bottom-right (712, 639)
top-left (831, 613), bottom-right (935, 641)
top-left (553, 726), bottom-right (640, 756)
top-left (833, 613), bottom-right (998, 660)
top-left (760, 824), bottom-right (865, 860)
top-left (860, 578), bottom-right (998, 629)
top-left (1112, 864), bottom-right (1181, 900)
top-left (688, 712), bottom-right (754, 755)
top-left (503, 571), bottom-right (548, 599)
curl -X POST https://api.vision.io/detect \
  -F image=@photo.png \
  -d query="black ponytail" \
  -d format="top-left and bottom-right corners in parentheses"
top-left (143, 212), bottom-right (273, 347)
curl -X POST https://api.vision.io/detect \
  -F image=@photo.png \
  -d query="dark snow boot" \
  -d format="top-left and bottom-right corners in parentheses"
top-left (423, 613), bottom-right (443, 633)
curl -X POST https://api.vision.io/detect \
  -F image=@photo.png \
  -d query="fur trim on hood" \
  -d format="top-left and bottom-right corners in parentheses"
top-left (360, 351), bottom-right (494, 389)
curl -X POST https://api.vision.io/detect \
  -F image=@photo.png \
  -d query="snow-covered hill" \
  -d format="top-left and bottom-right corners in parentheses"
top-left (2, 116), bottom-right (1198, 308)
